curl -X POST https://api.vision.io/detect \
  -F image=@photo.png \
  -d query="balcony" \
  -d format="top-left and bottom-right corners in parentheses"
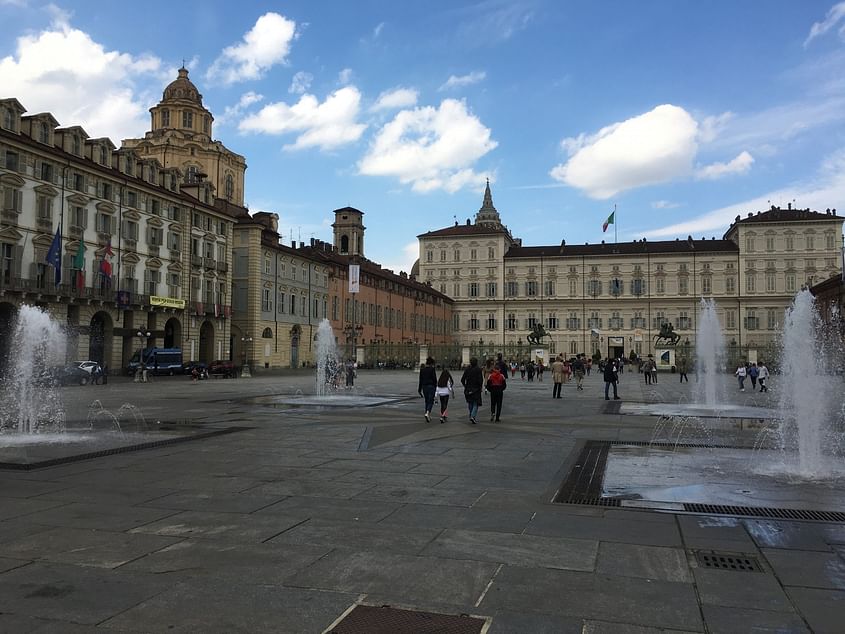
top-left (203, 257), bottom-right (216, 269)
top-left (191, 255), bottom-right (203, 267)
top-left (148, 245), bottom-right (160, 257)
top-left (169, 249), bottom-right (181, 261)
top-left (124, 238), bottom-right (137, 251)
top-left (36, 217), bottom-right (54, 233)
top-left (68, 225), bottom-right (83, 239)
top-left (216, 260), bottom-right (228, 273)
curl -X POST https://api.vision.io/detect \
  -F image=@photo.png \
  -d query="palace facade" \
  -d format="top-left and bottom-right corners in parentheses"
top-left (418, 183), bottom-right (843, 364)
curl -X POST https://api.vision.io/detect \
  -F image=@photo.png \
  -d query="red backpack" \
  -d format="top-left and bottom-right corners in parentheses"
top-left (488, 370), bottom-right (506, 388)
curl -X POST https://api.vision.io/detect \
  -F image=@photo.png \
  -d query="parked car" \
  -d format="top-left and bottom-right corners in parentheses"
top-left (44, 364), bottom-right (91, 386)
top-left (181, 361), bottom-right (208, 376)
top-left (208, 359), bottom-right (235, 377)
top-left (73, 360), bottom-right (101, 375)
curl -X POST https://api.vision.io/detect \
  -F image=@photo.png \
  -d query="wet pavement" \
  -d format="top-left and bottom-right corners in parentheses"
top-left (0, 368), bottom-right (843, 633)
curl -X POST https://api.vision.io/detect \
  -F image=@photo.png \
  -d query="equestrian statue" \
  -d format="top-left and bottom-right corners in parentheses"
top-left (653, 322), bottom-right (681, 346)
top-left (526, 323), bottom-right (550, 345)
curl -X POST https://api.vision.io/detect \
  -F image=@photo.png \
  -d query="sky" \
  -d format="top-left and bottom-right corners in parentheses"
top-left (2, 1), bottom-right (845, 274)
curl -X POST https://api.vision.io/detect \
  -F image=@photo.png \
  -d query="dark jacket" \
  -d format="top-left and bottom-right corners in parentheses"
top-left (461, 365), bottom-right (484, 403)
top-left (603, 362), bottom-right (618, 383)
top-left (418, 365), bottom-right (437, 392)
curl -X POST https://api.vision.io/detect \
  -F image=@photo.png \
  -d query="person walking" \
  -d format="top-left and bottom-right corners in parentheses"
top-left (551, 355), bottom-right (565, 399)
top-left (519, 361), bottom-right (526, 381)
top-left (758, 362), bottom-right (770, 392)
top-left (644, 356), bottom-right (652, 385)
top-left (650, 358), bottom-right (658, 384)
top-left (586, 357), bottom-right (593, 376)
top-left (526, 361), bottom-right (535, 382)
top-left (749, 363), bottom-right (759, 390)
top-left (435, 367), bottom-right (454, 423)
top-left (735, 363), bottom-right (747, 392)
top-left (486, 364), bottom-right (507, 422)
top-left (604, 358), bottom-right (620, 400)
top-left (537, 360), bottom-right (545, 382)
top-left (495, 353), bottom-right (508, 376)
top-left (461, 357), bottom-right (484, 424)
top-left (678, 356), bottom-right (689, 383)
top-left (573, 354), bottom-right (585, 391)
top-left (418, 357), bottom-right (438, 422)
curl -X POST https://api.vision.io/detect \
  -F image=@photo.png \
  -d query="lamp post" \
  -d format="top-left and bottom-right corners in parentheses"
top-left (240, 336), bottom-right (253, 378)
top-left (135, 329), bottom-right (151, 383)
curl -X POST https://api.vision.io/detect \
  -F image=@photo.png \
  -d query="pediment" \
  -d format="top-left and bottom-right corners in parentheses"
top-left (0, 173), bottom-right (25, 187)
top-left (121, 252), bottom-right (140, 265)
top-left (123, 209), bottom-right (141, 221)
top-left (166, 260), bottom-right (183, 272)
top-left (0, 226), bottom-right (24, 242)
top-left (168, 223), bottom-right (182, 233)
top-left (145, 257), bottom-right (163, 269)
top-left (34, 184), bottom-right (59, 197)
top-left (32, 233), bottom-right (56, 247)
top-left (147, 216), bottom-right (164, 228)
top-left (67, 193), bottom-right (90, 206)
top-left (96, 201), bottom-right (116, 214)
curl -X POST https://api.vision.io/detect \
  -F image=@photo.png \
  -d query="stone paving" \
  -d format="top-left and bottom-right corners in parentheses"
top-left (0, 368), bottom-right (843, 632)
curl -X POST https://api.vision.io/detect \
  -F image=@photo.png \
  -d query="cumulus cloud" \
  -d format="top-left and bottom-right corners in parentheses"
top-left (550, 105), bottom-right (699, 199)
top-left (696, 151), bottom-right (754, 180)
top-left (238, 86), bottom-right (367, 151)
top-left (370, 87), bottom-right (418, 112)
top-left (381, 241), bottom-right (419, 277)
top-left (338, 68), bottom-right (353, 85)
top-left (651, 200), bottom-right (681, 209)
top-left (206, 12), bottom-right (297, 85)
top-left (439, 71), bottom-right (486, 91)
top-left (217, 91), bottom-right (264, 126)
top-left (358, 99), bottom-right (497, 193)
top-left (288, 71), bottom-right (313, 94)
top-left (805, 2), bottom-right (845, 47)
top-left (0, 15), bottom-right (164, 140)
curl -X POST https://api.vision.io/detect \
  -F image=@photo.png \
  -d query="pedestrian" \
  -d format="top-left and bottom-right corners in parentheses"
top-left (461, 357), bottom-right (484, 424)
top-left (486, 364), bottom-right (507, 422)
top-left (519, 361), bottom-right (526, 381)
top-left (101, 363), bottom-right (108, 385)
top-left (644, 356), bottom-right (652, 385)
top-left (618, 357), bottom-right (624, 374)
top-left (418, 357), bottom-right (438, 422)
top-left (537, 360), bottom-right (544, 382)
top-left (90, 363), bottom-right (102, 386)
top-left (604, 358), bottom-right (620, 400)
top-left (551, 355), bottom-right (565, 398)
top-left (586, 357), bottom-right (593, 376)
top-left (527, 361), bottom-right (535, 382)
top-left (510, 361), bottom-right (517, 378)
top-left (678, 356), bottom-right (689, 383)
top-left (346, 359), bottom-right (355, 387)
top-left (573, 354), bottom-right (585, 391)
top-left (435, 367), bottom-right (454, 423)
top-left (562, 358), bottom-right (571, 383)
top-left (749, 363), bottom-right (759, 390)
top-left (735, 363), bottom-right (747, 391)
top-left (757, 362), bottom-right (769, 392)
top-left (650, 358), bottom-right (658, 384)
top-left (483, 358), bottom-right (494, 385)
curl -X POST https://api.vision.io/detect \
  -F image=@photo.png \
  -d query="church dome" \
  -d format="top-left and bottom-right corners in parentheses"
top-left (162, 67), bottom-right (203, 105)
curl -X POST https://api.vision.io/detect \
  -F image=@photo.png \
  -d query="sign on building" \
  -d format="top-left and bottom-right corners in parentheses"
top-left (349, 264), bottom-right (360, 294)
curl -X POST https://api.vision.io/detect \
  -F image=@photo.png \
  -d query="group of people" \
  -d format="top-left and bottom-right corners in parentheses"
top-left (418, 354), bottom-right (509, 424)
top-left (735, 361), bottom-right (770, 392)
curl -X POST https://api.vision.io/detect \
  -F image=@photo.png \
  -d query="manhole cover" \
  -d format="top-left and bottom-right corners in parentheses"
top-left (694, 550), bottom-right (763, 572)
top-left (326, 604), bottom-right (486, 634)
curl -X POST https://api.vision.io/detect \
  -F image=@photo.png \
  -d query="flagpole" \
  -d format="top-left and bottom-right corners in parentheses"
top-left (614, 204), bottom-right (617, 244)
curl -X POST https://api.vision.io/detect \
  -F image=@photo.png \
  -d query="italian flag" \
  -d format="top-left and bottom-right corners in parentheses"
top-left (73, 241), bottom-right (86, 288)
top-left (602, 211), bottom-right (615, 233)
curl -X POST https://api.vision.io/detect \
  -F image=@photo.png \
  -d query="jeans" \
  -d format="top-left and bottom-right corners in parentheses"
top-left (738, 376), bottom-right (745, 389)
top-left (605, 381), bottom-right (618, 399)
top-left (553, 382), bottom-right (562, 398)
top-left (679, 372), bottom-right (688, 383)
top-left (489, 390), bottom-right (503, 420)
top-left (422, 385), bottom-right (436, 413)
top-left (467, 400), bottom-right (479, 419)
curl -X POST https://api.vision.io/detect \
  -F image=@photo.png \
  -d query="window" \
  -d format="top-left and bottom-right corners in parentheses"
top-left (95, 212), bottom-right (112, 234)
top-left (470, 249), bottom-right (477, 261)
top-left (439, 250), bottom-right (446, 261)
top-left (785, 274), bottom-right (796, 292)
top-left (544, 280), bottom-right (555, 296)
top-left (805, 258), bottom-right (816, 270)
top-left (506, 281), bottom-right (518, 297)
top-left (746, 273), bottom-right (756, 293)
top-left (587, 279), bottom-right (602, 297)
top-left (124, 220), bottom-right (138, 241)
top-left (766, 236), bottom-right (775, 252)
top-left (161, 109), bottom-right (170, 127)
top-left (203, 116), bottom-right (210, 134)
top-left (144, 269), bottom-right (160, 295)
top-left (766, 272), bottom-right (776, 292)
top-left (36, 195), bottom-right (53, 220)
top-left (631, 278), bottom-right (645, 296)
top-left (70, 205), bottom-right (87, 229)
top-left (2, 186), bottom-right (22, 213)
top-left (566, 312), bottom-right (580, 330)
top-left (631, 311), bottom-right (646, 328)
top-left (726, 277), bottom-right (736, 294)
top-left (678, 277), bottom-right (688, 295)
top-left (100, 182), bottom-right (112, 201)
top-left (653, 311), bottom-right (666, 330)
top-left (609, 311), bottom-right (622, 329)
top-left (168, 232), bottom-right (181, 251)
top-left (289, 294), bottom-right (296, 314)
top-left (453, 283), bottom-right (460, 296)
top-left (204, 241), bottom-right (214, 259)
top-left (486, 282), bottom-right (496, 297)
top-left (148, 227), bottom-right (164, 247)
top-left (526, 280), bottom-right (538, 296)
top-left (725, 310), bottom-right (736, 330)
top-left (71, 136), bottom-right (81, 155)
top-left (806, 235), bottom-right (815, 250)
top-left (149, 199), bottom-right (160, 216)
top-left (785, 235), bottom-right (794, 251)
top-left (4, 150), bottom-right (19, 171)
top-left (609, 278), bottom-right (622, 296)
top-left (126, 191), bottom-right (138, 208)
top-left (527, 313), bottom-right (537, 329)
top-left (453, 249), bottom-right (460, 261)
top-left (745, 237), bottom-right (755, 252)
top-left (488, 247), bottom-right (495, 259)
top-left (38, 122), bottom-right (50, 144)
top-left (587, 312), bottom-right (601, 329)
top-left (745, 309), bottom-right (759, 330)
top-left (547, 314), bottom-right (558, 329)
top-left (507, 313), bottom-right (517, 330)
top-left (262, 288), bottom-right (272, 312)
top-left (264, 257), bottom-right (271, 275)
top-left (678, 311), bottom-right (691, 330)
top-left (656, 278), bottom-right (665, 294)
top-left (40, 161), bottom-right (53, 182)
top-left (826, 232), bottom-right (836, 250)
top-left (701, 276), bottom-right (711, 295)
top-left (182, 111), bottom-right (193, 128)
top-left (486, 313), bottom-right (496, 330)
top-left (1, 243), bottom-right (12, 284)
top-left (469, 282), bottom-right (479, 297)
top-left (767, 309), bottom-right (778, 330)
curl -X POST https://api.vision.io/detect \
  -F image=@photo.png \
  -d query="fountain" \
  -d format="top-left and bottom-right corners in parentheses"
top-left (695, 298), bottom-right (725, 410)
top-left (315, 318), bottom-right (343, 396)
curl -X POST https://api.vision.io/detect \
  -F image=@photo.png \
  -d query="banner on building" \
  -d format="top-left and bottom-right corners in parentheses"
top-left (150, 296), bottom-right (186, 309)
top-left (349, 264), bottom-right (360, 294)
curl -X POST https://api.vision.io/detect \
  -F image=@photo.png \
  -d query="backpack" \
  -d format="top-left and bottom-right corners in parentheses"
top-left (488, 371), bottom-right (506, 388)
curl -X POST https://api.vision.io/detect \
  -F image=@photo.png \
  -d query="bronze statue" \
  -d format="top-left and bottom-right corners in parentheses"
top-left (653, 322), bottom-right (681, 346)
top-left (526, 323), bottom-right (550, 345)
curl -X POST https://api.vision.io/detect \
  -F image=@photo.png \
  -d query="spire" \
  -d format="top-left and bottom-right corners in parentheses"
top-left (475, 178), bottom-right (502, 228)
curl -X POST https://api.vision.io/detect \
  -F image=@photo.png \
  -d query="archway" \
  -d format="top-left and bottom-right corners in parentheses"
top-left (89, 311), bottom-right (113, 367)
top-left (164, 318), bottom-right (182, 349)
top-left (198, 320), bottom-right (214, 363)
top-left (290, 324), bottom-right (301, 368)
top-left (0, 302), bottom-right (17, 376)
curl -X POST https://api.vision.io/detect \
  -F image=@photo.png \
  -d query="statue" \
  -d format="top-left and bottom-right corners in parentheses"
top-left (653, 322), bottom-right (681, 346)
top-left (526, 323), bottom-right (550, 345)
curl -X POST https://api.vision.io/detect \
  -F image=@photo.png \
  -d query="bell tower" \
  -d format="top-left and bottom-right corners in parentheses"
top-left (332, 207), bottom-right (365, 257)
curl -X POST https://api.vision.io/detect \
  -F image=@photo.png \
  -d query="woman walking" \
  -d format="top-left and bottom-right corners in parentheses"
top-left (485, 364), bottom-right (507, 422)
top-left (735, 363), bottom-right (747, 392)
top-left (418, 357), bottom-right (438, 422)
top-left (435, 368), bottom-right (454, 423)
top-left (461, 357), bottom-right (484, 424)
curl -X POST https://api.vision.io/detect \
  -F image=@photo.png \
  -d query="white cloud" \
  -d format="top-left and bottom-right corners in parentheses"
top-left (206, 12), bottom-right (297, 85)
top-left (0, 16), bottom-right (164, 140)
top-left (696, 151), bottom-right (754, 180)
top-left (288, 71), bottom-right (313, 94)
top-left (370, 87), bottom-right (418, 112)
top-left (238, 86), bottom-right (367, 151)
top-left (805, 2), bottom-right (845, 47)
top-left (439, 71), bottom-right (486, 91)
top-left (381, 241), bottom-right (419, 276)
top-left (217, 91), bottom-right (264, 126)
top-left (644, 148), bottom-right (845, 239)
top-left (698, 112), bottom-right (734, 143)
top-left (358, 99), bottom-right (497, 193)
top-left (550, 104), bottom-right (699, 199)
top-left (373, 22), bottom-right (385, 38)
top-left (651, 200), bottom-right (681, 209)
top-left (338, 68), bottom-right (353, 85)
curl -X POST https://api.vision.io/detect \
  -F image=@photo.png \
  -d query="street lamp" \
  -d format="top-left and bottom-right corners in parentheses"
top-left (135, 330), bottom-right (151, 383)
top-left (240, 336), bottom-right (253, 378)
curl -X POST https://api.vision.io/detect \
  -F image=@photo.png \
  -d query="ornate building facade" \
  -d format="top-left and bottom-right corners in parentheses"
top-left (419, 184), bottom-right (843, 364)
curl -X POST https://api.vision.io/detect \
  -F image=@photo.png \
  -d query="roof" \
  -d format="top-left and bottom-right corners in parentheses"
top-left (505, 239), bottom-right (739, 259)
top-left (810, 274), bottom-right (845, 296)
top-left (333, 206), bottom-right (364, 215)
top-left (725, 206), bottom-right (841, 235)
top-left (418, 223), bottom-right (511, 239)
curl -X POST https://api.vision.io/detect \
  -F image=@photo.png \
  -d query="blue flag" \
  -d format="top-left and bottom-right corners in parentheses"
top-left (46, 227), bottom-right (61, 286)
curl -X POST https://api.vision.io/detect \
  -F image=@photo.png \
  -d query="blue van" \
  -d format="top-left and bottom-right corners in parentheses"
top-left (127, 348), bottom-right (183, 376)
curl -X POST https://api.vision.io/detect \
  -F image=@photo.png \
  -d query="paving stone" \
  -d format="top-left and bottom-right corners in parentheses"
top-left (596, 542), bottom-right (692, 582)
top-left (699, 605), bottom-right (810, 633)
top-left (353, 484), bottom-right (486, 506)
top-left (315, 457), bottom-right (420, 472)
top-left (0, 479), bottom-right (69, 499)
top-left (139, 490), bottom-right (285, 514)
top-left (526, 511), bottom-right (683, 547)
top-left (0, 518), bottom-right (54, 543)
top-left (744, 519), bottom-right (845, 551)
top-left (485, 610), bottom-right (582, 633)
top-left (21, 502), bottom-right (177, 532)
top-left (129, 510), bottom-right (308, 542)
top-left (693, 568), bottom-right (794, 611)
top-left (34, 484), bottom-right (176, 506)
top-left (0, 555), bottom-right (30, 573)
top-left (784, 586), bottom-right (845, 634)
top-left (255, 495), bottom-right (400, 522)
top-left (379, 504), bottom-right (534, 533)
top-left (762, 548), bottom-right (845, 590)
top-left (268, 517), bottom-right (442, 554)
top-left (334, 469), bottom-right (449, 487)
top-left (583, 620), bottom-right (700, 633)
top-left (483, 565), bottom-right (702, 631)
top-left (0, 527), bottom-right (181, 569)
top-left (100, 580), bottom-right (354, 633)
top-left (0, 562), bottom-right (173, 625)
top-left (422, 528), bottom-right (597, 571)
top-left (0, 498), bottom-right (68, 522)
top-left (286, 549), bottom-right (499, 607)
top-left (678, 515), bottom-right (758, 551)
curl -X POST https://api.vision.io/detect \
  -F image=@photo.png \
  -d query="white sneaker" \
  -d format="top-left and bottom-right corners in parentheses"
top-left (424, 412), bottom-right (431, 422)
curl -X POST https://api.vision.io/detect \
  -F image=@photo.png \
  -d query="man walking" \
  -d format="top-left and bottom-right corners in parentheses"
top-left (678, 355), bottom-right (689, 383)
top-left (757, 362), bottom-right (769, 392)
top-left (604, 358), bottom-right (620, 400)
top-left (551, 355), bottom-right (565, 399)
top-left (573, 354), bottom-right (585, 391)
top-left (486, 364), bottom-right (507, 422)
top-left (418, 357), bottom-right (438, 422)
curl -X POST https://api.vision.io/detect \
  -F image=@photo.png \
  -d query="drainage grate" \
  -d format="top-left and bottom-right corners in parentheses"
top-left (695, 550), bottom-right (763, 572)
top-left (610, 440), bottom-right (747, 450)
top-left (327, 605), bottom-right (486, 634)
top-left (683, 502), bottom-right (845, 523)
top-left (553, 441), bottom-right (611, 503)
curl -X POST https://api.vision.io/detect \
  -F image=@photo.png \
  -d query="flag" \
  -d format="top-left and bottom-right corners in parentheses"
top-left (46, 228), bottom-right (61, 286)
top-left (602, 211), bottom-right (615, 233)
top-left (73, 241), bottom-right (86, 289)
top-left (103, 237), bottom-right (114, 257)
top-left (99, 238), bottom-right (113, 288)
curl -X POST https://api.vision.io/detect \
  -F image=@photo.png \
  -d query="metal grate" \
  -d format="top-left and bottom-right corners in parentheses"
top-left (553, 441), bottom-right (611, 503)
top-left (695, 550), bottom-right (763, 572)
top-left (683, 502), bottom-right (845, 523)
top-left (327, 605), bottom-right (486, 634)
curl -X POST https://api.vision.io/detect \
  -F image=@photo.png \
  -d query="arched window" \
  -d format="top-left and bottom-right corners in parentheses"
top-left (340, 235), bottom-right (349, 254)
top-left (262, 327), bottom-right (273, 338)
top-left (224, 174), bottom-right (234, 200)
top-left (161, 109), bottom-right (170, 127)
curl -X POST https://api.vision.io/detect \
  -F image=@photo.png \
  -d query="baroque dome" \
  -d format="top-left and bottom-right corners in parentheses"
top-left (162, 67), bottom-right (203, 105)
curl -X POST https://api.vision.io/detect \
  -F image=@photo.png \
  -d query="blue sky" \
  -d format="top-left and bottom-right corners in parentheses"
top-left (2, 1), bottom-right (845, 273)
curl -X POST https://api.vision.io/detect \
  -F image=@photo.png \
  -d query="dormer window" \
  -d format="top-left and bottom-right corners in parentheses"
top-left (100, 147), bottom-right (109, 166)
top-left (72, 135), bottom-right (81, 155)
top-left (39, 122), bottom-right (50, 144)
top-left (125, 158), bottom-right (133, 176)
top-left (2, 109), bottom-right (15, 132)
